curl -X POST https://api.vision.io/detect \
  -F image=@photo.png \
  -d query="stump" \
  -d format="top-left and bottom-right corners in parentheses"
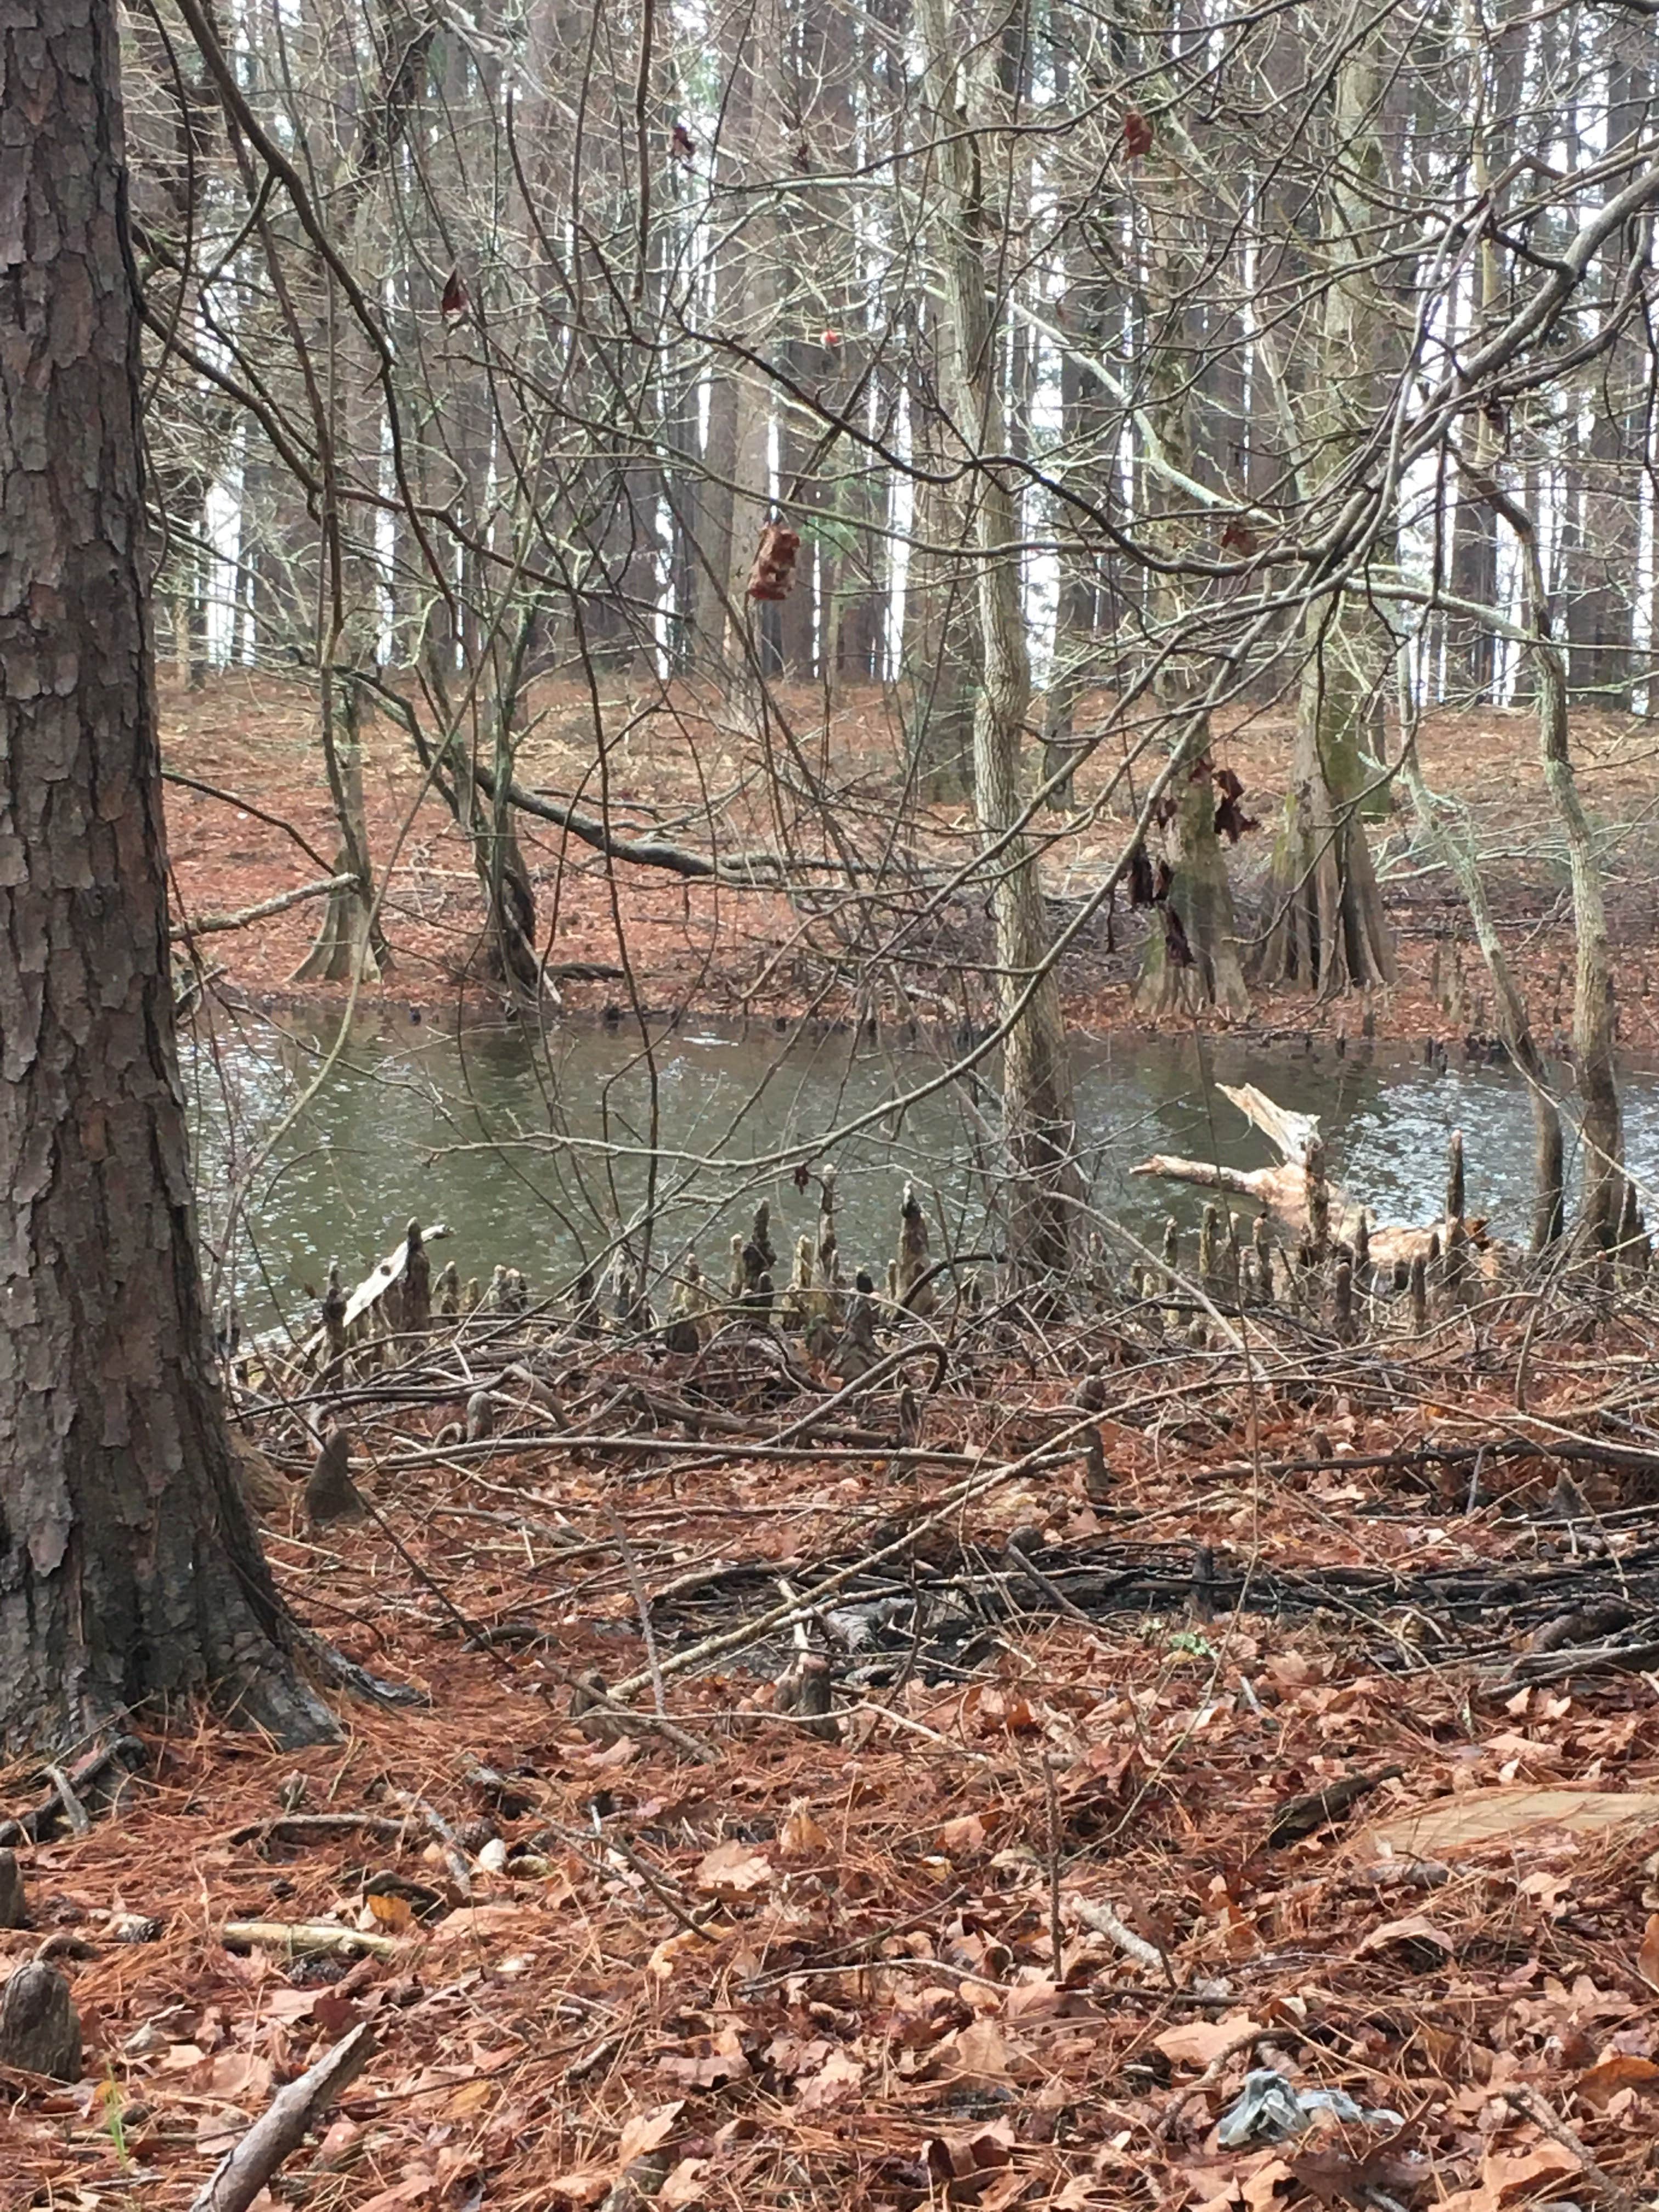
top-left (0, 1961), bottom-right (81, 2080)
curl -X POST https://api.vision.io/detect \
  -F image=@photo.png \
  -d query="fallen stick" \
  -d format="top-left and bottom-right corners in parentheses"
top-left (222, 1919), bottom-right (399, 1961)
top-left (1502, 2085), bottom-right (1639, 2212)
top-left (608, 1426), bottom-right (1084, 1700)
top-left (1071, 1894), bottom-right (1171, 1983)
top-left (389, 1790), bottom-right (473, 1898)
top-left (189, 2021), bottom-right (375, 2212)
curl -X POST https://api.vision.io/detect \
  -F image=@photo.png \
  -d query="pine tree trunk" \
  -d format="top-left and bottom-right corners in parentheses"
top-left (0, 0), bottom-right (335, 1751)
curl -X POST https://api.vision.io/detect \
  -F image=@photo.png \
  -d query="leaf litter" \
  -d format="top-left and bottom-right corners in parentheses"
top-left (6, 1311), bottom-right (1659, 2209)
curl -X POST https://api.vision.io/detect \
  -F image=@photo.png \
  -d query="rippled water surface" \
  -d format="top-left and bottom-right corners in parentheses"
top-left (182, 1012), bottom-right (1659, 1332)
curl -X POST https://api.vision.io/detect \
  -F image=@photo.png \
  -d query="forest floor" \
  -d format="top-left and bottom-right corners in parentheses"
top-left (159, 672), bottom-right (1659, 1052)
top-left (9, 1293), bottom-right (1659, 2208)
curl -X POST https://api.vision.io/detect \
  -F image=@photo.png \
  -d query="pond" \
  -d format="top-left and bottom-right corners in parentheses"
top-left (182, 1009), bottom-right (1659, 1336)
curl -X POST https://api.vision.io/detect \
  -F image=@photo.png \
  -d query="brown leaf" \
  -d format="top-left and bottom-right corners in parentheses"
top-left (660, 2023), bottom-right (749, 2090)
top-left (1435, 2142), bottom-right (1578, 2212)
top-left (1290, 2134), bottom-right (1423, 2212)
top-left (1155, 2014), bottom-right (1263, 2067)
top-left (693, 1841), bottom-right (774, 1899)
top-left (793, 2047), bottom-right (865, 2111)
top-left (1578, 2051), bottom-right (1659, 2109)
top-left (659, 2157), bottom-right (711, 2208)
top-left (616, 2102), bottom-right (685, 2169)
top-left (939, 1812), bottom-right (994, 1855)
top-left (1359, 1786), bottom-right (1659, 1861)
top-left (1355, 1915), bottom-right (1453, 1968)
top-left (779, 1801), bottom-right (830, 1857)
top-left (367, 1892), bottom-right (414, 1933)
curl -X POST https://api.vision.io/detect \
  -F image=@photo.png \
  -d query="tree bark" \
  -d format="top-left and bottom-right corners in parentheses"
top-left (1498, 494), bottom-right (1623, 1246)
top-left (919, 0), bottom-right (1077, 1283)
top-left (1254, 18), bottom-right (1397, 996)
top-left (0, 0), bottom-right (336, 1752)
top-left (1400, 703), bottom-right (1562, 1251)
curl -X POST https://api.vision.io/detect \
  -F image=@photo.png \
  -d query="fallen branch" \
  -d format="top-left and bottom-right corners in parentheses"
top-left (189, 2021), bottom-right (375, 2212)
top-left (607, 1429), bottom-right (1080, 1701)
top-left (172, 873), bottom-right (357, 940)
top-left (1502, 2085), bottom-right (1639, 2212)
top-left (222, 1918), bottom-right (399, 1960)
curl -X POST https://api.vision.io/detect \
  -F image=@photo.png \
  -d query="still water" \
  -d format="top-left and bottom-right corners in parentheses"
top-left (180, 1010), bottom-right (1659, 1334)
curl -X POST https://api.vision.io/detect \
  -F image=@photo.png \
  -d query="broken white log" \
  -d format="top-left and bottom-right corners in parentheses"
top-left (1132, 1085), bottom-right (1492, 1271)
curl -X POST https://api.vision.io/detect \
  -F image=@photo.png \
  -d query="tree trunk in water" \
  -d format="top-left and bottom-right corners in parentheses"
top-left (0, 0), bottom-right (335, 1751)
top-left (1130, 69), bottom-right (1251, 1019)
top-left (921, 0), bottom-right (1077, 1283)
top-left (1502, 501), bottom-right (1624, 1246)
top-left (1400, 718), bottom-right (1562, 1251)
top-left (1256, 602), bottom-right (1397, 994)
top-left (291, 684), bottom-right (387, 983)
top-left (1136, 764), bottom-right (1251, 1021)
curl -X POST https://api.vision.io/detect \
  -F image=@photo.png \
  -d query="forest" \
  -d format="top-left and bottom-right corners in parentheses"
top-left (6, 0), bottom-right (1659, 2205)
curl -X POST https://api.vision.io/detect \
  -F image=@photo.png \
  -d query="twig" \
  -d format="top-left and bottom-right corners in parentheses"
top-left (608, 1432), bottom-right (1077, 1700)
top-left (42, 1765), bottom-right (89, 1836)
top-left (1158, 2027), bottom-right (1306, 2138)
top-left (1043, 1754), bottom-right (1065, 1979)
top-left (389, 1790), bottom-right (473, 1898)
top-left (1502, 2085), bottom-right (1640, 2212)
top-left (607, 1504), bottom-right (668, 1717)
top-left (1072, 1894), bottom-right (1173, 1985)
top-left (172, 872), bottom-right (356, 940)
top-left (189, 2022), bottom-right (375, 2212)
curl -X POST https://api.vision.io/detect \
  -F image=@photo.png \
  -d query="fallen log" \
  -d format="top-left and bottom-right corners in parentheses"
top-left (1132, 1082), bottom-right (1488, 1269)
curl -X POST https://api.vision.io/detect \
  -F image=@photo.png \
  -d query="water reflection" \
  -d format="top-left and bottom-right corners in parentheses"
top-left (180, 1010), bottom-right (1654, 1334)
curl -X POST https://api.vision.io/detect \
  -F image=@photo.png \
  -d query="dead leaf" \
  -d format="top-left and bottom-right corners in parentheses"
top-left (1355, 1915), bottom-right (1454, 1968)
top-left (616, 2101), bottom-right (685, 2169)
top-left (422, 1901), bottom-right (544, 1947)
top-left (1577, 2052), bottom-right (1659, 2110)
top-left (203, 2051), bottom-right (275, 2101)
top-left (659, 2023), bottom-right (749, 2090)
top-left (1638, 1913), bottom-right (1659, 1990)
top-left (1435, 2141), bottom-right (1579, 2212)
top-left (779, 1801), bottom-right (830, 1857)
top-left (693, 1841), bottom-right (774, 1900)
top-left (1241, 2155), bottom-right (1296, 2212)
top-left (939, 1813), bottom-right (993, 1855)
top-left (927, 2118), bottom-right (1017, 2180)
top-left (548, 2176), bottom-right (611, 2206)
top-left (938, 2017), bottom-right (1036, 2084)
top-left (1155, 2014), bottom-right (1263, 2067)
top-left (367, 1892), bottom-right (414, 1933)
top-left (659, 2157), bottom-right (710, 2208)
top-left (793, 2046), bottom-right (866, 2112)
top-left (447, 2076), bottom-right (498, 2118)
